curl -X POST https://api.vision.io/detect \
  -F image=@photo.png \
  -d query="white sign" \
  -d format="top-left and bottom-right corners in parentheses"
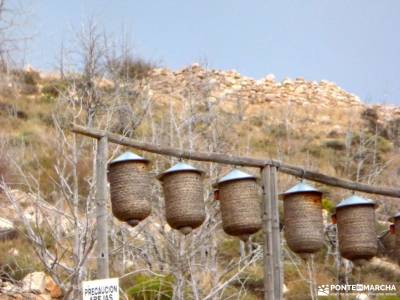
top-left (82, 278), bottom-right (119, 300)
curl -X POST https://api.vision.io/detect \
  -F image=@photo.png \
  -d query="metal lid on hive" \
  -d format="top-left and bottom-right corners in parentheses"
top-left (217, 169), bottom-right (256, 185)
top-left (109, 151), bottom-right (149, 166)
top-left (388, 212), bottom-right (400, 223)
top-left (336, 195), bottom-right (377, 209)
top-left (157, 162), bottom-right (204, 180)
top-left (280, 182), bottom-right (322, 198)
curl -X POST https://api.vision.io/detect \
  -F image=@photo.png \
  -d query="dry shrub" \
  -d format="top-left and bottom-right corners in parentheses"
top-left (108, 57), bottom-right (155, 80)
top-left (9, 69), bottom-right (40, 95)
top-left (0, 238), bottom-right (44, 281)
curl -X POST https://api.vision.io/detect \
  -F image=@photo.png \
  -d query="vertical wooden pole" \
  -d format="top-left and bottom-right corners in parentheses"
top-left (261, 166), bottom-right (275, 300)
top-left (270, 166), bottom-right (283, 299)
top-left (96, 136), bottom-right (109, 278)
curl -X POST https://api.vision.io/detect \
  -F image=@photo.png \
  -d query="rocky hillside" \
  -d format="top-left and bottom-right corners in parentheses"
top-left (147, 64), bottom-right (400, 128)
top-left (143, 64), bottom-right (400, 190)
top-left (0, 65), bottom-right (399, 299)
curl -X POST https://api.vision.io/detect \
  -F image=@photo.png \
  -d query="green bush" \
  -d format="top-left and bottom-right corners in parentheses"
top-left (126, 274), bottom-right (174, 300)
top-left (271, 124), bottom-right (287, 138)
top-left (40, 94), bottom-right (55, 104)
top-left (321, 198), bottom-right (335, 214)
top-left (249, 116), bottom-right (264, 127)
top-left (324, 139), bottom-right (346, 151)
top-left (108, 57), bottom-right (155, 80)
top-left (0, 239), bottom-right (44, 281)
top-left (21, 70), bottom-right (40, 86)
top-left (301, 144), bottom-right (322, 157)
top-left (219, 238), bottom-right (241, 260)
top-left (376, 136), bottom-right (393, 153)
top-left (41, 80), bottom-right (68, 98)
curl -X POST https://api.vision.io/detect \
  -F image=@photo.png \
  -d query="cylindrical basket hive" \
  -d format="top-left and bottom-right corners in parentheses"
top-left (377, 224), bottom-right (396, 260)
top-left (216, 170), bottom-right (262, 241)
top-left (336, 195), bottom-right (378, 264)
top-left (390, 223), bottom-right (395, 235)
top-left (280, 182), bottom-right (324, 258)
top-left (389, 213), bottom-right (400, 265)
top-left (108, 152), bottom-right (152, 227)
top-left (158, 162), bottom-right (206, 235)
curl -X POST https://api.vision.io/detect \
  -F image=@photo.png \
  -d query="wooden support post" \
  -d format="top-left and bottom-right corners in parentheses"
top-left (95, 136), bottom-right (109, 278)
top-left (262, 166), bottom-right (275, 300)
top-left (270, 166), bottom-right (283, 299)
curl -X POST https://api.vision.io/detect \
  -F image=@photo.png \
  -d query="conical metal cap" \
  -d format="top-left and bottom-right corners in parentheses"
top-left (109, 151), bottom-right (149, 165)
top-left (280, 182), bottom-right (322, 198)
top-left (217, 169), bottom-right (256, 185)
top-left (388, 212), bottom-right (400, 223)
top-left (336, 195), bottom-right (377, 209)
top-left (157, 162), bottom-right (204, 180)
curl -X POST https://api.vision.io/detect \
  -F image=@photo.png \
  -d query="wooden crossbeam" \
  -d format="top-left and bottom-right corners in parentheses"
top-left (72, 124), bottom-right (400, 198)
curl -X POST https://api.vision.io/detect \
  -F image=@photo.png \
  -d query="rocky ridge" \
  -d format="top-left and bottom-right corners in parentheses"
top-left (146, 64), bottom-right (399, 124)
top-left (151, 64), bottom-right (362, 105)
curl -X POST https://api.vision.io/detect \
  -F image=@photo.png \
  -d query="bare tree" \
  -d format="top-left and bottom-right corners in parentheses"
top-left (0, 0), bottom-right (30, 71)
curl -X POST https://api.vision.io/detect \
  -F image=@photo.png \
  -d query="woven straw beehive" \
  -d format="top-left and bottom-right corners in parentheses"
top-left (108, 152), bottom-right (152, 227)
top-left (377, 224), bottom-right (396, 260)
top-left (158, 162), bottom-right (206, 235)
top-left (216, 170), bottom-right (262, 241)
top-left (389, 223), bottom-right (395, 235)
top-left (336, 195), bottom-right (378, 264)
top-left (389, 213), bottom-right (400, 265)
top-left (280, 182), bottom-right (324, 259)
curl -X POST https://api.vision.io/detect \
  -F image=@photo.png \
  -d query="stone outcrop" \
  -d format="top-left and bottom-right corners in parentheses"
top-left (0, 272), bottom-right (62, 299)
top-left (22, 272), bottom-right (46, 294)
top-left (0, 218), bottom-right (17, 241)
top-left (145, 64), bottom-right (400, 131)
top-left (149, 64), bottom-right (365, 107)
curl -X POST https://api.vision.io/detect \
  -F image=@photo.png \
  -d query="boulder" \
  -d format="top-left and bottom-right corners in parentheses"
top-left (45, 276), bottom-right (62, 298)
top-left (22, 272), bottom-right (46, 294)
top-left (283, 284), bottom-right (289, 294)
top-left (35, 294), bottom-right (51, 300)
top-left (0, 218), bottom-right (17, 241)
top-left (0, 217), bottom-right (14, 230)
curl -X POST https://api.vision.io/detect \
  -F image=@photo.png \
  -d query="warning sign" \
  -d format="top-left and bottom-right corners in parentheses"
top-left (82, 278), bottom-right (119, 300)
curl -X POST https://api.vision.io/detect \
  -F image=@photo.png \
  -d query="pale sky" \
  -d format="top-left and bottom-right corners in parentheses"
top-left (26, 1), bottom-right (400, 105)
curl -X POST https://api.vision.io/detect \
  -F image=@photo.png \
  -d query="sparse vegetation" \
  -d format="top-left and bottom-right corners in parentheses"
top-left (108, 56), bottom-right (156, 80)
top-left (126, 274), bottom-right (175, 300)
top-left (322, 198), bottom-right (335, 213)
top-left (324, 139), bottom-right (346, 151)
top-left (0, 58), bottom-right (399, 299)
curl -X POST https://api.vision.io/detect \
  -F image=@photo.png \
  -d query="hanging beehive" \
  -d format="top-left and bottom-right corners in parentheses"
top-left (377, 223), bottom-right (396, 260)
top-left (108, 151), bottom-right (152, 227)
top-left (335, 195), bottom-right (378, 264)
top-left (157, 162), bottom-right (206, 235)
top-left (389, 223), bottom-right (396, 235)
top-left (389, 213), bottom-right (400, 264)
top-left (215, 170), bottom-right (262, 241)
top-left (331, 213), bottom-right (337, 224)
top-left (280, 182), bottom-right (324, 259)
